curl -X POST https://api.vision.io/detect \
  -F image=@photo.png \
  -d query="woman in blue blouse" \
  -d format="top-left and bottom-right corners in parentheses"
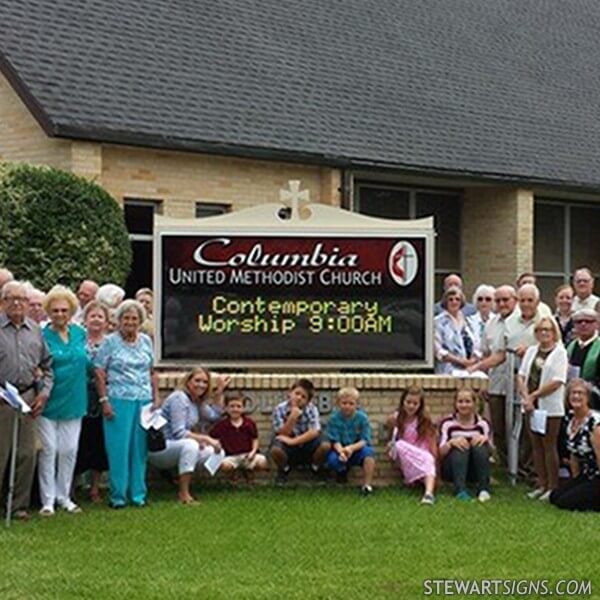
top-left (434, 286), bottom-right (480, 374)
top-left (38, 286), bottom-right (88, 516)
top-left (148, 367), bottom-right (227, 503)
top-left (95, 299), bottom-right (158, 508)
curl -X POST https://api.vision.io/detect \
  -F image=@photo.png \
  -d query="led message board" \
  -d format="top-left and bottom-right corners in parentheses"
top-left (154, 182), bottom-right (434, 368)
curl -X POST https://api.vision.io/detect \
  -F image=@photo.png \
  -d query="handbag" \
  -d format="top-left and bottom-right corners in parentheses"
top-left (147, 427), bottom-right (166, 452)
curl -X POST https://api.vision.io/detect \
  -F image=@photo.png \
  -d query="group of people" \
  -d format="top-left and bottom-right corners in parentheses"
top-left (434, 268), bottom-right (600, 511)
top-left (0, 263), bottom-right (598, 521)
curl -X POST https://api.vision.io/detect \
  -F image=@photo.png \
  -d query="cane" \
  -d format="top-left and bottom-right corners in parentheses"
top-left (505, 349), bottom-right (521, 486)
top-left (5, 410), bottom-right (20, 528)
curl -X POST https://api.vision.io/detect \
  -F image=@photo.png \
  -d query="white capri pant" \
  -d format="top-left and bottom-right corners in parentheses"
top-left (37, 416), bottom-right (82, 509)
top-left (148, 438), bottom-right (214, 475)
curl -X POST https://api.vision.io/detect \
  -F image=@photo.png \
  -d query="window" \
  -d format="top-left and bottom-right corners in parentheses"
top-left (534, 199), bottom-right (600, 302)
top-left (355, 182), bottom-right (462, 297)
top-left (123, 199), bottom-right (162, 297)
top-left (195, 202), bottom-right (230, 218)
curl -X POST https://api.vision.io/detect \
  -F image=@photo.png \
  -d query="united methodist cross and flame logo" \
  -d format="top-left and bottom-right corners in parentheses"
top-left (388, 241), bottom-right (419, 286)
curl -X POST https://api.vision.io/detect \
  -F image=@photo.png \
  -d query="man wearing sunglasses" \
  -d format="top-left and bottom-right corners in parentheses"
top-left (566, 308), bottom-right (600, 409)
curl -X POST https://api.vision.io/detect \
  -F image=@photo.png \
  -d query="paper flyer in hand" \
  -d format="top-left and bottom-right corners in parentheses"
top-left (451, 369), bottom-right (488, 379)
top-left (140, 404), bottom-right (167, 430)
top-left (530, 409), bottom-right (548, 435)
top-left (204, 449), bottom-right (226, 476)
top-left (0, 382), bottom-right (31, 413)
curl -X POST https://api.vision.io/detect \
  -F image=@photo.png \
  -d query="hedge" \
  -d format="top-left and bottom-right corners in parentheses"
top-left (0, 162), bottom-right (131, 290)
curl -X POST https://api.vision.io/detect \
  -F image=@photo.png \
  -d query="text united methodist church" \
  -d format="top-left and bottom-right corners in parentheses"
top-left (2, 1), bottom-right (600, 302)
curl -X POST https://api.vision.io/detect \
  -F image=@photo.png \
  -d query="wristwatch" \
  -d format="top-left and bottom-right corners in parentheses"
top-left (99, 396), bottom-right (109, 404)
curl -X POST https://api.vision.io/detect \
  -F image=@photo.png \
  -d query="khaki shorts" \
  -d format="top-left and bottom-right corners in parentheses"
top-left (222, 453), bottom-right (268, 471)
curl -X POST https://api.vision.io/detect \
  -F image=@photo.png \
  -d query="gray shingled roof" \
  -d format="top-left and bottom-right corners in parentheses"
top-left (2, 0), bottom-right (600, 188)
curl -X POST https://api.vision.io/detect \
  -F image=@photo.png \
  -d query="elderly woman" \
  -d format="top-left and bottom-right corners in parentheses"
top-left (551, 379), bottom-right (600, 511)
top-left (75, 300), bottom-right (110, 503)
top-left (38, 285), bottom-right (88, 515)
top-left (518, 316), bottom-right (567, 501)
top-left (135, 287), bottom-right (154, 340)
top-left (434, 286), bottom-right (480, 374)
top-left (95, 299), bottom-right (158, 508)
top-left (467, 284), bottom-right (495, 355)
top-left (96, 283), bottom-right (125, 309)
top-left (148, 367), bottom-right (228, 503)
top-left (554, 284), bottom-right (574, 345)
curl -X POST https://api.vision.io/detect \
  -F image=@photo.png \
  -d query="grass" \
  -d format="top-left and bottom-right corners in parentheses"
top-left (1, 482), bottom-right (598, 600)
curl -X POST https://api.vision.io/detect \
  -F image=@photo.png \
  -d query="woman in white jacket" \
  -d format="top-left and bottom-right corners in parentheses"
top-left (518, 316), bottom-right (567, 501)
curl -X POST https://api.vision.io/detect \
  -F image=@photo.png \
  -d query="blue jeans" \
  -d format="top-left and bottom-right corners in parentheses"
top-left (326, 446), bottom-right (375, 473)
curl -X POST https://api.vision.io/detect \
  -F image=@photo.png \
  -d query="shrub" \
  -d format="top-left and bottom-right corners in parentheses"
top-left (0, 162), bottom-right (131, 290)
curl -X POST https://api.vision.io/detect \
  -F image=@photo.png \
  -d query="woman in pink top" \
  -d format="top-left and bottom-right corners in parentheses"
top-left (388, 386), bottom-right (438, 505)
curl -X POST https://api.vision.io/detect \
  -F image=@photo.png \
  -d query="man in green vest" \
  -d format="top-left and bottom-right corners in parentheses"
top-left (567, 308), bottom-right (600, 409)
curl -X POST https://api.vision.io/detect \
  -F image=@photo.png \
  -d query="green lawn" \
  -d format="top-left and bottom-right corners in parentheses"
top-left (1, 483), bottom-right (597, 600)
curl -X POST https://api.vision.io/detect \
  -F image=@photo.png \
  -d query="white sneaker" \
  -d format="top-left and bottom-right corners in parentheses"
top-left (39, 506), bottom-right (55, 517)
top-left (526, 487), bottom-right (545, 500)
top-left (478, 490), bottom-right (491, 503)
top-left (538, 490), bottom-right (552, 502)
top-left (59, 500), bottom-right (83, 514)
top-left (420, 493), bottom-right (435, 505)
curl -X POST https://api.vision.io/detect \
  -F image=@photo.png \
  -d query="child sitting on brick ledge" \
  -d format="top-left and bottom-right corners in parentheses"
top-left (210, 391), bottom-right (268, 482)
top-left (325, 387), bottom-right (376, 496)
top-left (270, 378), bottom-right (330, 485)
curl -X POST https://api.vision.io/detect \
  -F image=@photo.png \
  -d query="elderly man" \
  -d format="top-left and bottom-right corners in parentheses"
top-left (74, 279), bottom-right (99, 323)
top-left (27, 288), bottom-right (47, 325)
top-left (468, 285), bottom-right (518, 464)
top-left (571, 267), bottom-right (600, 313)
top-left (567, 308), bottom-right (600, 409)
top-left (0, 268), bottom-right (15, 312)
top-left (514, 272), bottom-right (552, 318)
top-left (472, 284), bottom-right (542, 477)
top-left (434, 273), bottom-right (476, 317)
top-left (0, 281), bottom-right (53, 520)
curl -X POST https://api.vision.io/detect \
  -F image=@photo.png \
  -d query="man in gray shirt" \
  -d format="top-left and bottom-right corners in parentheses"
top-left (0, 281), bottom-right (53, 520)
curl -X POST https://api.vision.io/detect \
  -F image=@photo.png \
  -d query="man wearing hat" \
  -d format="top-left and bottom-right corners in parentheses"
top-left (566, 308), bottom-right (600, 409)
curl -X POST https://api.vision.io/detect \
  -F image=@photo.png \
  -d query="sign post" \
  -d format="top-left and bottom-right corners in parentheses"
top-left (154, 181), bottom-right (434, 369)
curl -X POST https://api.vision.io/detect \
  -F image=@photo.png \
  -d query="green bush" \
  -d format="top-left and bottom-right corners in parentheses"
top-left (0, 162), bottom-right (131, 290)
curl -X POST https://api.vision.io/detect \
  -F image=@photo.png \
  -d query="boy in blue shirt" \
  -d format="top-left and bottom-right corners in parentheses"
top-left (326, 387), bottom-right (376, 495)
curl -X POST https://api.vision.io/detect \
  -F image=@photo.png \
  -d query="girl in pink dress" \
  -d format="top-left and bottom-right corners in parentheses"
top-left (389, 386), bottom-right (438, 505)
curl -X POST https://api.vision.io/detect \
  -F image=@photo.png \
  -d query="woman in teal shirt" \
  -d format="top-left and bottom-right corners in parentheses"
top-left (38, 285), bottom-right (88, 516)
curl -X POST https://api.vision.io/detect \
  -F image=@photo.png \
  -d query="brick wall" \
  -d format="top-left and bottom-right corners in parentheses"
top-left (462, 187), bottom-right (534, 291)
top-left (100, 145), bottom-right (342, 214)
top-left (158, 372), bottom-right (488, 486)
top-left (0, 72), bottom-right (71, 169)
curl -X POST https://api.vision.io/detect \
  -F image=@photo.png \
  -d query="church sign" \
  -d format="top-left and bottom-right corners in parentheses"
top-left (154, 181), bottom-right (434, 368)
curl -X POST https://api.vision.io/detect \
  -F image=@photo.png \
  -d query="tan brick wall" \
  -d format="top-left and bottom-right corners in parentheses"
top-left (100, 145), bottom-right (341, 215)
top-left (462, 187), bottom-right (534, 291)
top-left (0, 72), bottom-right (71, 169)
top-left (158, 372), bottom-right (487, 486)
top-left (71, 141), bottom-right (102, 180)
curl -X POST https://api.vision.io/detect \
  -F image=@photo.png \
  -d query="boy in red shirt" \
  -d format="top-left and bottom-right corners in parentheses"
top-left (210, 391), bottom-right (268, 479)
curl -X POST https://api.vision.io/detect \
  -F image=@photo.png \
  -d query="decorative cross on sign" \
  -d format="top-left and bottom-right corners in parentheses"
top-left (279, 180), bottom-right (310, 218)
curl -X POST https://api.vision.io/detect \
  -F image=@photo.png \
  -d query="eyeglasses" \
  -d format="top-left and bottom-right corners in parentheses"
top-left (574, 319), bottom-right (596, 325)
top-left (574, 278), bottom-right (592, 284)
top-left (477, 297), bottom-right (493, 302)
top-left (535, 327), bottom-right (553, 333)
top-left (4, 296), bottom-right (28, 303)
top-left (496, 297), bottom-right (511, 303)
